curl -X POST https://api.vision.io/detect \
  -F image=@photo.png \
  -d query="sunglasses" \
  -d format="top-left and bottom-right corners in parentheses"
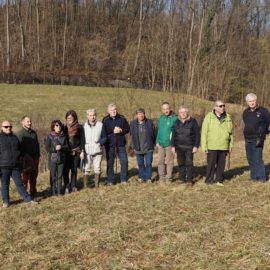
top-left (217, 104), bottom-right (225, 108)
top-left (55, 124), bottom-right (60, 127)
top-left (2, 126), bottom-right (12, 129)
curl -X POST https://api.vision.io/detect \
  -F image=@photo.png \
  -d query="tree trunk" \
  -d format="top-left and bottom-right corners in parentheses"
top-left (133, 0), bottom-right (143, 74)
top-left (17, 0), bottom-right (26, 62)
top-left (62, 0), bottom-right (68, 69)
top-left (6, 0), bottom-right (10, 70)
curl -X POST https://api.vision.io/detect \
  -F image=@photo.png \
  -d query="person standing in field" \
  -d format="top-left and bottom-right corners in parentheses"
top-left (17, 116), bottom-right (40, 198)
top-left (156, 102), bottom-right (177, 182)
top-left (63, 110), bottom-right (85, 194)
top-left (243, 93), bottom-right (270, 182)
top-left (82, 109), bottom-right (105, 188)
top-left (45, 120), bottom-right (68, 196)
top-left (171, 106), bottom-right (200, 184)
top-left (130, 108), bottom-right (156, 183)
top-left (102, 103), bottom-right (130, 185)
top-left (201, 100), bottom-right (233, 185)
top-left (0, 120), bottom-right (36, 208)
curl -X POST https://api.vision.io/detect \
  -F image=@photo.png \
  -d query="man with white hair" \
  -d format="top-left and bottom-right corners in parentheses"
top-left (82, 109), bottom-right (105, 188)
top-left (171, 106), bottom-right (200, 184)
top-left (102, 104), bottom-right (130, 185)
top-left (243, 93), bottom-right (270, 182)
top-left (201, 100), bottom-right (233, 184)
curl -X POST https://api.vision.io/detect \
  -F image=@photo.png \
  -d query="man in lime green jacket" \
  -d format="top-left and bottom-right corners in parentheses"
top-left (156, 102), bottom-right (177, 181)
top-left (201, 100), bottom-right (233, 184)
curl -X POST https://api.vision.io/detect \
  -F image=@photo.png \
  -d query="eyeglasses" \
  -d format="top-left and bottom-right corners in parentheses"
top-left (217, 104), bottom-right (225, 108)
top-left (2, 126), bottom-right (12, 129)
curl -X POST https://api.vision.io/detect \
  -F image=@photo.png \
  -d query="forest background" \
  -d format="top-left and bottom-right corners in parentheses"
top-left (1, 0), bottom-right (270, 106)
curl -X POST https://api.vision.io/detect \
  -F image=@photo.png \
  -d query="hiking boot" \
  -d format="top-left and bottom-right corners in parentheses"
top-left (94, 173), bottom-right (101, 187)
top-left (83, 175), bottom-right (90, 188)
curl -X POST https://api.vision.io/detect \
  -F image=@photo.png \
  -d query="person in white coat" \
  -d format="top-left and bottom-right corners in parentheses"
top-left (83, 109), bottom-right (104, 187)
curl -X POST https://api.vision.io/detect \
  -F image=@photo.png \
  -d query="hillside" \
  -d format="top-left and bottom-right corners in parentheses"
top-left (0, 84), bottom-right (269, 269)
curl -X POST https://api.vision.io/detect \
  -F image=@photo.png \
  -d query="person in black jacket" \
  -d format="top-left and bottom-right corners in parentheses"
top-left (102, 103), bottom-right (130, 185)
top-left (63, 110), bottom-right (85, 194)
top-left (0, 121), bottom-right (35, 208)
top-left (45, 120), bottom-right (68, 196)
top-left (171, 107), bottom-right (200, 184)
top-left (130, 108), bottom-right (156, 183)
top-left (243, 93), bottom-right (270, 182)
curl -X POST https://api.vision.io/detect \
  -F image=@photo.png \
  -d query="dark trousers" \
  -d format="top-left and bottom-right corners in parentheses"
top-left (1, 168), bottom-right (31, 204)
top-left (22, 158), bottom-right (39, 196)
top-left (50, 163), bottom-right (64, 195)
top-left (245, 139), bottom-right (266, 181)
top-left (136, 152), bottom-right (153, 181)
top-left (106, 146), bottom-right (128, 183)
top-left (205, 150), bottom-right (227, 183)
top-left (176, 148), bottom-right (194, 181)
top-left (63, 153), bottom-right (80, 189)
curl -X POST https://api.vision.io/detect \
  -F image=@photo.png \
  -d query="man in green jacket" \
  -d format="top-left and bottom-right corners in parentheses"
top-left (156, 102), bottom-right (177, 181)
top-left (17, 116), bottom-right (40, 197)
top-left (201, 100), bottom-right (233, 184)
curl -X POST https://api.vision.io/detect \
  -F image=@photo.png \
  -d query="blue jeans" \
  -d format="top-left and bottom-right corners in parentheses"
top-left (1, 168), bottom-right (32, 204)
top-left (136, 152), bottom-right (153, 181)
top-left (107, 146), bottom-right (128, 183)
top-left (245, 139), bottom-right (266, 181)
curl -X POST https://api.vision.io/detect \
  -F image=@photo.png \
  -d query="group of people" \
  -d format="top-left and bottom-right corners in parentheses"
top-left (0, 93), bottom-right (269, 208)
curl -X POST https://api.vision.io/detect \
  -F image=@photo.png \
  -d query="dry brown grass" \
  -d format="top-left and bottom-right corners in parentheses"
top-left (0, 84), bottom-right (269, 269)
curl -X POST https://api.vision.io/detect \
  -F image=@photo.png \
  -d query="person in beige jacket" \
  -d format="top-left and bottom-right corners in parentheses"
top-left (82, 109), bottom-right (104, 187)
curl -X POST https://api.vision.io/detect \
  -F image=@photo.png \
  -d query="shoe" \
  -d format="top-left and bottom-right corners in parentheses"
top-left (65, 188), bottom-right (69, 195)
top-left (2, 203), bottom-right (9, 208)
top-left (216, 182), bottom-right (224, 186)
top-left (121, 181), bottom-right (128, 185)
top-left (145, 179), bottom-right (152, 184)
top-left (72, 187), bottom-right (78, 192)
top-left (138, 178), bottom-right (143, 183)
top-left (26, 200), bottom-right (38, 205)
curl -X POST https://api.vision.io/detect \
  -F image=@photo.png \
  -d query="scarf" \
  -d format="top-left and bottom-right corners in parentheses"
top-left (67, 121), bottom-right (80, 143)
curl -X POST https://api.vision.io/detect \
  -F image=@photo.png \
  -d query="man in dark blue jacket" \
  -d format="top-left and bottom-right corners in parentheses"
top-left (130, 108), bottom-right (156, 183)
top-left (171, 107), bottom-right (200, 184)
top-left (0, 120), bottom-right (36, 208)
top-left (102, 104), bottom-right (130, 185)
top-left (243, 93), bottom-right (270, 182)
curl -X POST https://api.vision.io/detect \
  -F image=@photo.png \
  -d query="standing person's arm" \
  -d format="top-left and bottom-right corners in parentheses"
top-left (201, 114), bottom-right (209, 153)
top-left (121, 117), bottom-right (130, 134)
top-left (45, 135), bottom-right (56, 153)
top-left (171, 125), bottom-right (176, 153)
top-left (228, 117), bottom-right (233, 152)
top-left (156, 117), bottom-right (161, 147)
top-left (36, 132), bottom-right (41, 158)
top-left (192, 119), bottom-right (200, 153)
top-left (79, 126), bottom-right (85, 160)
top-left (263, 108), bottom-right (270, 133)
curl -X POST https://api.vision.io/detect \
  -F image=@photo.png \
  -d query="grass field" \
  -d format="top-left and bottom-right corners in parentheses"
top-left (0, 84), bottom-right (269, 269)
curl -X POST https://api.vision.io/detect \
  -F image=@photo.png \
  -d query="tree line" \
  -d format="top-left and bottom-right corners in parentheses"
top-left (1, 0), bottom-right (270, 105)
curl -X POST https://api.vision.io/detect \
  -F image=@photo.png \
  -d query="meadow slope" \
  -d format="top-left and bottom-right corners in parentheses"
top-left (0, 84), bottom-right (269, 269)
